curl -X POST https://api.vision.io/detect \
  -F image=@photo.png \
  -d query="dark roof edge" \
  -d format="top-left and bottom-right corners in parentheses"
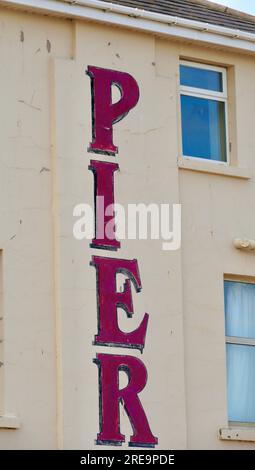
top-left (193, 0), bottom-right (255, 23)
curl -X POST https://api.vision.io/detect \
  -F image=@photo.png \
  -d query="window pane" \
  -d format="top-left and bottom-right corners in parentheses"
top-left (0, 252), bottom-right (2, 416)
top-left (181, 95), bottom-right (227, 162)
top-left (225, 281), bottom-right (255, 339)
top-left (227, 344), bottom-right (255, 423)
top-left (180, 65), bottom-right (223, 92)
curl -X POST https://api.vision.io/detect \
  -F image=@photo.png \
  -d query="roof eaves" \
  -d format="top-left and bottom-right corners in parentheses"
top-left (1, 0), bottom-right (255, 54)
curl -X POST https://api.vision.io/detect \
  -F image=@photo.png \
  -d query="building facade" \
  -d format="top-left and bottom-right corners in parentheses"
top-left (0, 0), bottom-right (255, 449)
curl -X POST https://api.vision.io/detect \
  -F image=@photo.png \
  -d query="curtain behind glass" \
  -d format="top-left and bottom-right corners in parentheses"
top-left (225, 280), bottom-right (255, 423)
top-left (225, 281), bottom-right (255, 339)
top-left (227, 344), bottom-right (255, 422)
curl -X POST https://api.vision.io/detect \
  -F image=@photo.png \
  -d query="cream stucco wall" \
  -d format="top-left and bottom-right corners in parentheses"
top-left (0, 5), bottom-right (254, 450)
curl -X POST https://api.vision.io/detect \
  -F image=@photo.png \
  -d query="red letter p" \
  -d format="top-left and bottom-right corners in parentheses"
top-left (87, 66), bottom-right (140, 155)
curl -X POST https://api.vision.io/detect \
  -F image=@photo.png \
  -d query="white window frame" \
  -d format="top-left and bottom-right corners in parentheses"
top-left (180, 60), bottom-right (229, 165)
top-left (224, 277), bottom-right (255, 426)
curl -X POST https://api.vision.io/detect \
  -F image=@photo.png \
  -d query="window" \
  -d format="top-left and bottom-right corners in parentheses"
top-left (180, 61), bottom-right (228, 163)
top-left (0, 251), bottom-right (3, 416)
top-left (224, 280), bottom-right (255, 424)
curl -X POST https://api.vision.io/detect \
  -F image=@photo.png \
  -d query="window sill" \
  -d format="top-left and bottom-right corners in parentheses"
top-left (178, 158), bottom-right (252, 179)
top-left (219, 426), bottom-right (255, 442)
top-left (0, 415), bottom-right (20, 429)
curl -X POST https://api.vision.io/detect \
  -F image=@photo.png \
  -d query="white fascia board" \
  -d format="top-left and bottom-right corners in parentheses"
top-left (1, 0), bottom-right (255, 53)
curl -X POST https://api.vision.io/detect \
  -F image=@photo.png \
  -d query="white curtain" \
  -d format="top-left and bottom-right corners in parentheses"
top-left (227, 344), bottom-right (255, 422)
top-left (225, 281), bottom-right (255, 338)
top-left (225, 281), bottom-right (255, 422)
